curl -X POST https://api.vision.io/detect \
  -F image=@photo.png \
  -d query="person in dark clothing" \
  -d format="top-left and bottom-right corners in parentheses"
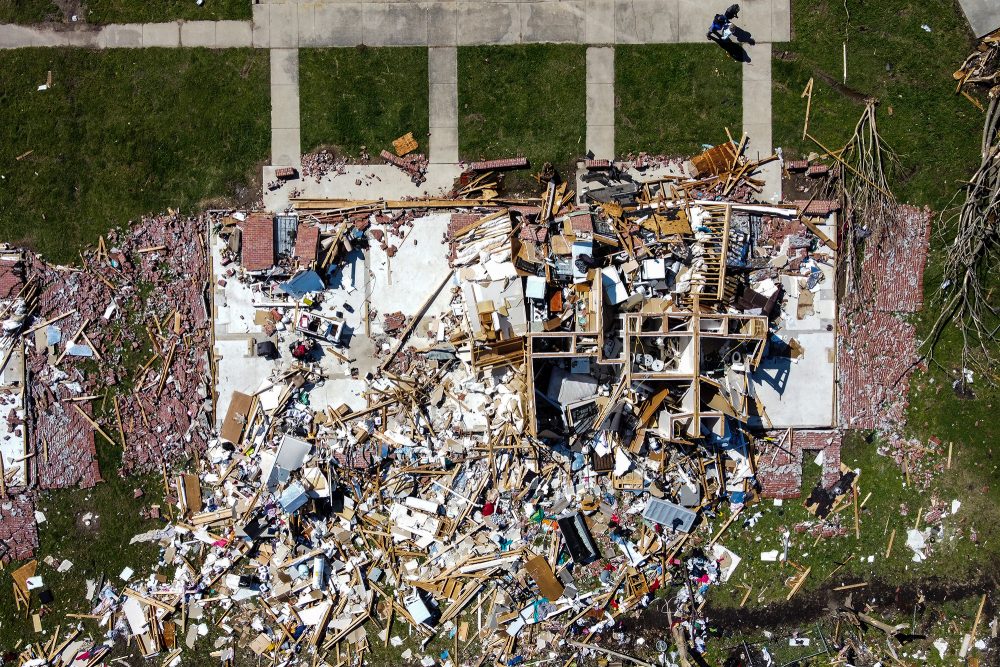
top-left (707, 13), bottom-right (730, 40)
top-left (707, 4), bottom-right (742, 40)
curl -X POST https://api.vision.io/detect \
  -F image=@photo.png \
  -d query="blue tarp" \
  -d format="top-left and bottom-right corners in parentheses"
top-left (279, 270), bottom-right (325, 299)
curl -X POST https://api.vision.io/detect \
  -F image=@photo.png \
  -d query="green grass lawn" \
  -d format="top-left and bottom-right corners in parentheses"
top-left (459, 44), bottom-right (586, 189)
top-left (0, 48), bottom-right (269, 264)
top-left (85, 0), bottom-right (251, 24)
top-left (616, 45), bottom-right (742, 156)
top-left (772, 0), bottom-right (980, 211)
top-left (709, 432), bottom-right (997, 612)
top-left (300, 47), bottom-right (429, 159)
top-left (0, 0), bottom-right (60, 23)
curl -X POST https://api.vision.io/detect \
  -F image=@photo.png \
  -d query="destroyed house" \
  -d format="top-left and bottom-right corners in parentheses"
top-left (452, 160), bottom-right (838, 495)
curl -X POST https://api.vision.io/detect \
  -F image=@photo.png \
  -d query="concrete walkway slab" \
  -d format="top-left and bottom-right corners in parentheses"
top-left (312, 4), bottom-right (364, 46)
top-left (458, 2), bottom-right (521, 45)
top-left (429, 46), bottom-right (459, 165)
top-left (742, 43), bottom-right (780, 203)
top-left (97, 24), bottom-right (143, 48)
top-left (586, 0), bottom-right (615, 44)
top-left (363, 3), bottom-right (429, 46)
top-left (615, 0), bottom-right (678, 44)
top-left (180, 21), bottom-right (216, 47)
top-left (269, 4), bottom-right (299, 47)
top-left (271, 48), bottom-right (301, 167)
top-left (771, 0), bottom-right (791, 42)
top-left (586, 47), bottom-right (614, 159)
top-left (521, 1), bottom-right (586, 44)
top-left (215, 20), bottom-right (252, 47)
top-left (427, 3), bottom-right (459, 46)
top-left (252, 4), bottom-right (270, 47)
top-left (959, 0), bottom-right (1000, 38)
top-left (142, 22), bottom-right (180, 47)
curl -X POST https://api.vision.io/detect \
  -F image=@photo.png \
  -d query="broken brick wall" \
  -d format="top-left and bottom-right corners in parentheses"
top-left (758, 429), bottom-right (843, 499)
top-left (0, 493), bottom-right (38, 563)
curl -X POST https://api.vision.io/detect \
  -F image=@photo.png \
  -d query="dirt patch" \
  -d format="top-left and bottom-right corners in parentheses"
top-left (620, 572), bottom-right (998, 639)
top-left (54, 0), bottom-right (83, 22)
top-left (814, 69), bottom-right (871, 103)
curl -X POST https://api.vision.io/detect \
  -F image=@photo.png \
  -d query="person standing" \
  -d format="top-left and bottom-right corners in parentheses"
top-left (707, 4), bottom-right (741, 40)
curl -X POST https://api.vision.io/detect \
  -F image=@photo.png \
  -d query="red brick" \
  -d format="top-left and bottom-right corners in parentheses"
top-left (241, 213), bottom-right (275, 271)
top-left (468, 157), bottom-right (529, 171)
top-left (294, 223), bottom-right (320, 264)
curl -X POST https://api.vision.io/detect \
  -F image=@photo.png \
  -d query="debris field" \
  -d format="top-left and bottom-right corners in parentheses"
top-left (0, 133), bottom-right (963, 666)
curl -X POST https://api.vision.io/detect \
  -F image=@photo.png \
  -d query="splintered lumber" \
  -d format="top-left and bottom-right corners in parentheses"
top-left (800, 215), bottom-right (838, 250)
top-left (55, 318), bottom-right (91, 364)
top-left (786, 566), bottom-right (811, 601)
top-left (123, 588), bottom-right (177, 613)
top-left (378, 270), bottom-right (454, 371)
top-left (156, 340), bottom-right (177, 398)
top-left (709, 507), bottom-right (742, 545)
top-left (24, 309), bottom-right (77, 334)
top-left (565, 640), bottom-right (655, 667)
top-left (439, 577), bottom-right (489, 624)
top-left (739, 585), bottom-right (753, 608)
top-left (73, 404), bottom-right (118, 446)
top-left (833, 582), bottom-right (868, 591)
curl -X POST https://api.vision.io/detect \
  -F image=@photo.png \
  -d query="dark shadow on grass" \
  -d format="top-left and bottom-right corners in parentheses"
top-left (708, 35), bottom-right (751, 63)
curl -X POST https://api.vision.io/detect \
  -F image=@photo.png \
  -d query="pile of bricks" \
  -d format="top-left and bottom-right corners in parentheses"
top-left (468, 157), bottom-right (528, 172)
top-left (838, 312), bottom-right (915, 430)
top-left (25, 213), bottom-right (213, 479)
top-left (0, 251), bottom-right (25, 298)
top-left (379, 150), bottom-right (429, 185)
top-left (855, 205), bottom-right (931, 313)
top-left (0, 493), bottom-right (38, 562)
top-left (300, 150), bottom-right (349, 183)
top-left (838, 205), bottom-right (931, 432)
top-left (31, 390), bottom-right (101, 490)
top-left (790, 199), bottom-right (842, 216)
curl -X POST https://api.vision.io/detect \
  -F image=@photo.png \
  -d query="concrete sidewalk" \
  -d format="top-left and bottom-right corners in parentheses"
top-left (1, 0), bottom-right (790, 49)
top-left (958, 0), bottom-right (999, 38)
top-left (429, 47), bottom-right (459, 165)
top-left (258, 0), bottom-right (789, 47)
top-left (0, 20), bottom-right (251, 49)
top-left (271, 48), bottom-right (301, 167)
top-left (586, 47), bottom-right (614, 160)
top-left (743, 43), bottom-right (780, 203)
